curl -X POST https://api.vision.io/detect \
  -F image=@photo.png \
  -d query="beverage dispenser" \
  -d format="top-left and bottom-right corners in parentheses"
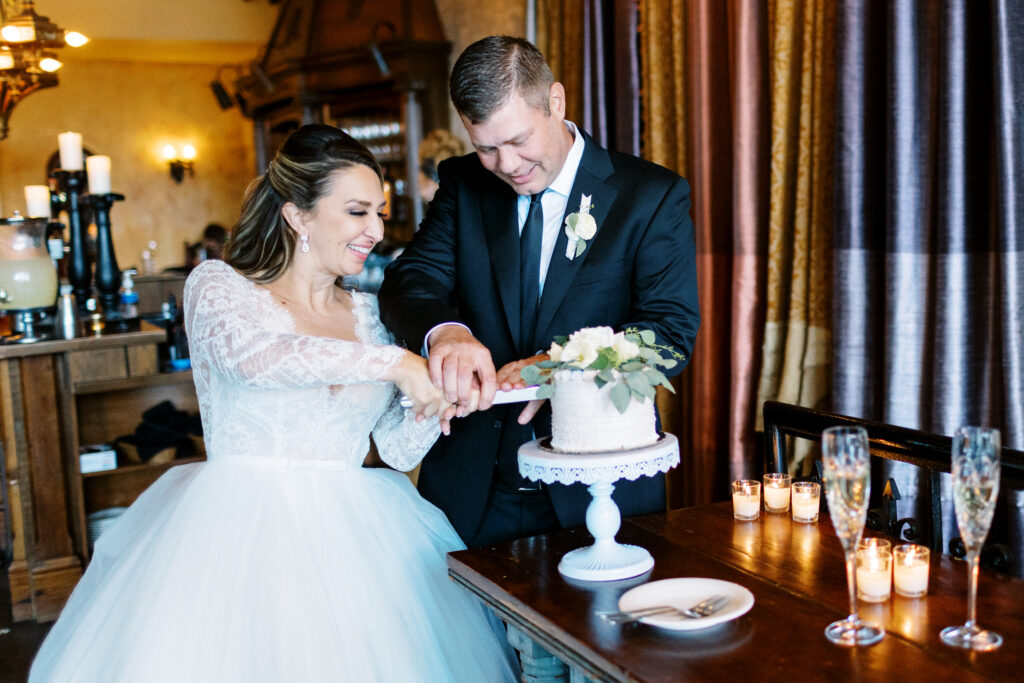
top-left (0, 214), bottom-right (59, 342)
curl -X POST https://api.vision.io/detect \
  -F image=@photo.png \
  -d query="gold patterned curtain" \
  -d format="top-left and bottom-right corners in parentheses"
top-left (542, 0), bottom-right (833, 500)
top-left (640, 0), bottom-right (771, 506)
top-left (537, 1), bottom-right (582, 121)
top-left (639, 0), bottom-right (688, 175)
top-left (754, 0), bottom-right (836, 475)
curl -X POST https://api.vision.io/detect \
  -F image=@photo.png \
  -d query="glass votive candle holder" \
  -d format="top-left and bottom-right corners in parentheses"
top-left (856, 547), bottom-right (892, 602)
top-left (731, 480), bottom-right (761, 521)
top-left (790, 482), bottom-right (820, 523)
top-left (858, 537), bottom-right (892, 553)
top-left (763, 472), bottom-right (792, 512)
top-left (893, 544), bottom-right (930, 598)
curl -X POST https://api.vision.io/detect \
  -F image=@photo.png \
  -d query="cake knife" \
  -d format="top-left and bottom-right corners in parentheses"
top-left (399, 386), bottom-right (539, 409)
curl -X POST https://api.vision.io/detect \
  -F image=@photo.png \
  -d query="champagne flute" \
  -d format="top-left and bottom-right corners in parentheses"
top-left (822, 426), bottom-right (885, 646)
top-left (940, 426), bottom-right (1002, 651)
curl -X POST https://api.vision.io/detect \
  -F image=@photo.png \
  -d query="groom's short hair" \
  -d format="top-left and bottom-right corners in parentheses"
top-left (450, 35), bottom-right (554, 124)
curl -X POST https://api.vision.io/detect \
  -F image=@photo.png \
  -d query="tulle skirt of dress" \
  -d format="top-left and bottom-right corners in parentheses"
top-left (30, 457), bottom-right (518, 683)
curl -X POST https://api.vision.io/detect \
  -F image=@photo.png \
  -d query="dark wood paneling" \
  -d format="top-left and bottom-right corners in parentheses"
top-left (19, 355), bottom-right (74, 561)
top-left (67, 348), bottom-right (127, 384)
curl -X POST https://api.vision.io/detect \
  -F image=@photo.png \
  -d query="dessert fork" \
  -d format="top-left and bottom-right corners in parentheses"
top-left (599, 594), bottom-right (729, 624)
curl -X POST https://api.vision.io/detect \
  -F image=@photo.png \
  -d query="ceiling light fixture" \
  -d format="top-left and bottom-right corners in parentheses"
top-left (0, 1), bottom-right (88, 140)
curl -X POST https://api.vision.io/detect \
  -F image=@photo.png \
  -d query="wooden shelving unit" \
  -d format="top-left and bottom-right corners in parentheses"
top-left (73, 369), bottom-right (194, 395)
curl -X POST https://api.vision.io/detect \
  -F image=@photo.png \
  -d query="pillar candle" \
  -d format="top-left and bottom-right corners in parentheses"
top-left (58, 132), bottom-right (84, 170)
top-left (731, 480), bottom-right (761, 520)
top-left (764, 484), bottom-right (790, 511)
top-left (893, 545), bottom-right (930, 598)
top-left (24, 185), bottom-right (51, 218)
top-left (894, 563), bottom-right (928, 595)
top-left (733, 492), bottom-right (759, 517)
top-left (791, 482), bottom-right (821, 522)
top-left (856, 549), bottom-right (892, 602)
top-left (86, 155), bottom-right (112, 194)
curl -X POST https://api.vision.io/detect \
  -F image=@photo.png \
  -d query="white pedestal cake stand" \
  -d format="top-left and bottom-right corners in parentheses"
top-left (518, 434), bottom-right (679, 581)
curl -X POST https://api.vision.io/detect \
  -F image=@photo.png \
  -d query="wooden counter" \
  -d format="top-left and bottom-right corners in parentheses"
top-left (1, 323), bottom-right (200, 622)
top-left (450, 503), bottom-right (1024, 682)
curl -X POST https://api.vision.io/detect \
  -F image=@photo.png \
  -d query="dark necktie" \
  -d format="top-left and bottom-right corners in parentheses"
top-left (519, 192), bottom-right (544, 356)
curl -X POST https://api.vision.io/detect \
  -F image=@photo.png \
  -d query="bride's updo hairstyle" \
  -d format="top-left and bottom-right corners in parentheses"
top-left (225, 123), bottom-right (382, 284)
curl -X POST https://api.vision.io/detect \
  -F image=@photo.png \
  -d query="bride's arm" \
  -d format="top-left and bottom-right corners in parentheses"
top-left (371, 387), bottom-right (441, 471)
top-left (183, 261), bottom-right (406, 389)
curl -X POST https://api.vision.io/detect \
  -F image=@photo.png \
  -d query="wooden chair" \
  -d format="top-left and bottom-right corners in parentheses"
top-left (762, 400), bottom-right (1024, 576)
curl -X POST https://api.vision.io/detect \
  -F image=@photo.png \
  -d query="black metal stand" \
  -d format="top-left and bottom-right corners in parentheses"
top-left (867, 477), bottom-right (924, 543)
top-left (88, 193), bottom-right (125, 314)
top-left (54, 170), bottom-right (90, 307)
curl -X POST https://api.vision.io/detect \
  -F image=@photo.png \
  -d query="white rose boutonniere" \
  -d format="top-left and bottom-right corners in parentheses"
top-left (564, 194), bottom-right (596, 260)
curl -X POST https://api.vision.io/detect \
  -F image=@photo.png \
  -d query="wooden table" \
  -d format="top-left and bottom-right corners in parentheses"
top-left (448, 502), bottom-right (1022, 681)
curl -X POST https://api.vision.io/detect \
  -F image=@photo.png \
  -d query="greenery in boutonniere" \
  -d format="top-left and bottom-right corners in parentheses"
top-left (519, 326), bottom-right (686, 413)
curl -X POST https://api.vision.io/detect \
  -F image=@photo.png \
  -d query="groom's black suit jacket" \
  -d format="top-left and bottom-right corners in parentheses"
top-left (379, 131), bottom-right (699, 543)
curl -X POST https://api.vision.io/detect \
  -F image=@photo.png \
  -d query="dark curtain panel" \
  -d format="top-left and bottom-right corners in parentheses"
top-left (544, 0), bottom-right (770, 505)
top-left (834, 0), bottom-right (1024, 568)
top-left (538, 0), bottom-right (640, 154)
top-left (640, 0), bottom-right (770, 506)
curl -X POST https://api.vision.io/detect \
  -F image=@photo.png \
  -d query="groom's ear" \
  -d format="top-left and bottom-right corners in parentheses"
top-left (548, 82), bottom-right (566, 120)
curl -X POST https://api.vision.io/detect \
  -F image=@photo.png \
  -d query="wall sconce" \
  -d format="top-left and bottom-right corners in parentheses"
top-left (162, 144), bottom-right (195, 183)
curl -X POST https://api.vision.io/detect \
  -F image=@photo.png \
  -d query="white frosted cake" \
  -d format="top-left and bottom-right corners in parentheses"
top-left (549, 370), bottom-right (658, 453)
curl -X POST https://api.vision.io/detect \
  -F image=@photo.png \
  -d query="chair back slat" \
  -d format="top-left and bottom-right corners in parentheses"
top-left (763, 400), bottom-right (1024, 486)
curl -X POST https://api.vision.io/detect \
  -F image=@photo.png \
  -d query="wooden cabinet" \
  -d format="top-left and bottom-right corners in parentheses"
top-left (1, 324), bottom-right (202, 622)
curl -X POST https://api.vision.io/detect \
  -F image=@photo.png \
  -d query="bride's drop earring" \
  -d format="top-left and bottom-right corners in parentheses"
top-left (300, 234), bottom-right (310, 253)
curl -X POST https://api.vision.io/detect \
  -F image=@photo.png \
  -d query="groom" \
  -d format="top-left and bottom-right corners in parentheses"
top-left (379, 36), bottom-right (699, 547)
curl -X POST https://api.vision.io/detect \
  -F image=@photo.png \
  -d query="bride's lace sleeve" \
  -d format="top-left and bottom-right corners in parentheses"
top-left (184, 261), bottom-right (405, 389)
top-left (371, 388), bottom-right (441, 471)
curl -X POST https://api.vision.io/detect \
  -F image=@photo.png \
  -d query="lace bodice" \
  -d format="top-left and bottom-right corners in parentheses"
top-left (183, 260), bottom-right (439, 471)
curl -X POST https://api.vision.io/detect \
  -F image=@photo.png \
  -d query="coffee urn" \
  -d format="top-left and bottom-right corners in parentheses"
top-left (0, 214), bottom-right (59, 342)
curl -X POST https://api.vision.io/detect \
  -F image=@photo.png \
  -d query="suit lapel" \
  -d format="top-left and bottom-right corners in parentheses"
top-left (533, 137), bottom-right (616, 348)
top-left (483, 187), bottom-right (523, 347)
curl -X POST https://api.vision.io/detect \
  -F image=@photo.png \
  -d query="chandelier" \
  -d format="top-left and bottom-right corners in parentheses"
top-left (0, 0), bottom-right (88, 139)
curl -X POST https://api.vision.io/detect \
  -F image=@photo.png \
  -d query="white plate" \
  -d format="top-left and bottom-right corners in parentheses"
top-left (617, 578), bottom-right (755, 631)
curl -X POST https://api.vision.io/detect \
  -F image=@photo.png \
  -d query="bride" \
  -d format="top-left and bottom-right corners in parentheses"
top-left (30, 124), bottom-right (517, 682)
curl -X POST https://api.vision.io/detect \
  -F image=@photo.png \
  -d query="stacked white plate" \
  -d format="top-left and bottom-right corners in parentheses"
top-left (87, 507), bottom-right (127, 548)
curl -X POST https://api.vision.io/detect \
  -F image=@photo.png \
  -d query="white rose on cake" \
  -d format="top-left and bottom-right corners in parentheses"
top-left (559, 326), bottom-right (615, 368)
top-left (611, 334), bottom-right (640, 364)
top-left (559, 337), bottom-right (600, 368)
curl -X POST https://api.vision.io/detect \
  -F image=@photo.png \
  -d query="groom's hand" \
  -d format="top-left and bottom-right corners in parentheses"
top-left (427, 325), bottom-right (497, 410)
top-left (496, 354), bottom-right (549, 390)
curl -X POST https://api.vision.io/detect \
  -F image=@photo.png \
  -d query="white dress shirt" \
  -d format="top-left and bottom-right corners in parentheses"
top-left (516, 120), bottom-right (585, 295)
top-left (424, 121), bottom-right (585, 354)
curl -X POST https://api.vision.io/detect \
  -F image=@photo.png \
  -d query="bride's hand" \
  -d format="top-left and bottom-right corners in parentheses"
top-left (394, 352), bottom-right (452, 420)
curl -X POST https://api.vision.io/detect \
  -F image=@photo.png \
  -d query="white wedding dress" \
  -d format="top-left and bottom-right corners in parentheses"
top-left (30, 260), bottom-right (517, 682)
